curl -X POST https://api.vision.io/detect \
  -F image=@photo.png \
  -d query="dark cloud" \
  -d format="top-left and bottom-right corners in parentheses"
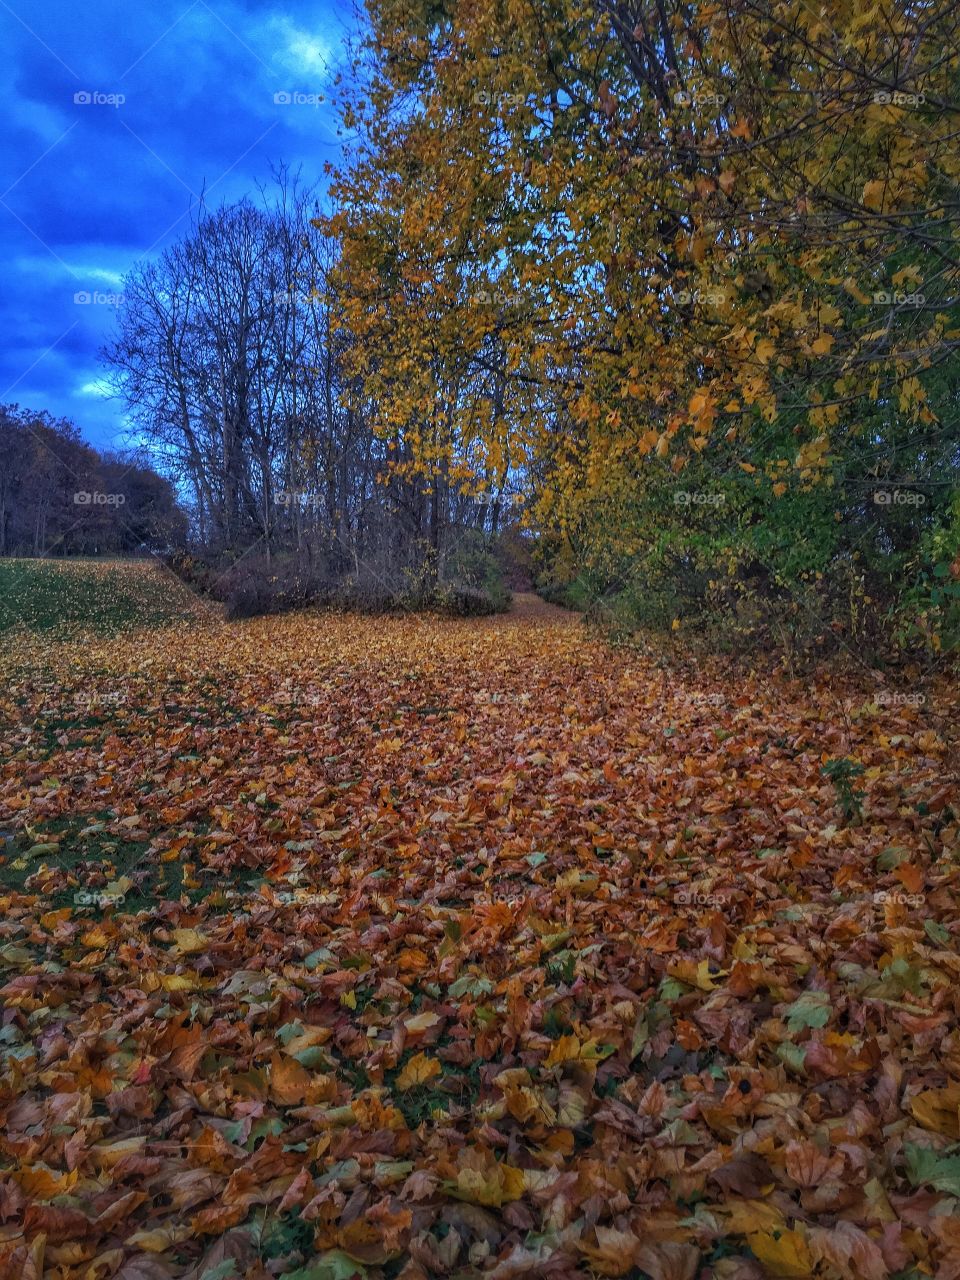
top-left (0, 0), bottom-right (349, 450)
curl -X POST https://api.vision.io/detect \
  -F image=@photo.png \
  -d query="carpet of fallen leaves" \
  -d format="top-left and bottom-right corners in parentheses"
top-left (1, 576), bottom-right (959, 1280)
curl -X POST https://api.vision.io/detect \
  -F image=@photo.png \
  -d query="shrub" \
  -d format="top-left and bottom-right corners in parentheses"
top-left (435, 583), bottom-right (502, 616)
top-left (164, 541), bottom-right (512, 621)
top-left (219, 557), bottom-right (334, 620)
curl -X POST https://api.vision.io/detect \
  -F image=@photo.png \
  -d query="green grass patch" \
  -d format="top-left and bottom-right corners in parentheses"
top-left (0, 558), bottom-right (199, 635)
top-left (0, 812), bottom-right (261, 909)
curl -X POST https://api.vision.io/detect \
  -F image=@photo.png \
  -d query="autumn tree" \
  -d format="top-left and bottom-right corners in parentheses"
top-left (326, 0), bottom-right (960, 651)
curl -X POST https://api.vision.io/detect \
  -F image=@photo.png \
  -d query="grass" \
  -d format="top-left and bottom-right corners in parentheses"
top-left (0, 560), bottom-right (216, 901)
top-left (0, 557), bottom-right (201, 636)
top-left (1, 810), bottom-right (265, 906)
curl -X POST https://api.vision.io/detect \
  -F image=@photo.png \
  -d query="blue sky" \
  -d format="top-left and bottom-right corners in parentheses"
top-left (0, 0), bottom-right (354, 450)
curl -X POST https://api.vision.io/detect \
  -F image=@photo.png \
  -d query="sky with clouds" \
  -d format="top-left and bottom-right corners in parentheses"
top-left (0, 0), bottom-right (355, 451)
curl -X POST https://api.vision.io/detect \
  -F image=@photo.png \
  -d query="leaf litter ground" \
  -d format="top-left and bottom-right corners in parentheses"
top-left (1, 566), bottom-right (959, 1279)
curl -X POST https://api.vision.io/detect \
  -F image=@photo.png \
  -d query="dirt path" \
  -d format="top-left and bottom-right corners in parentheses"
top-left (508, 589), bottom-right (578, 621)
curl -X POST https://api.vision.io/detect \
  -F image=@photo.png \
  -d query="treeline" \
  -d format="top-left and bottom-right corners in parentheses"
top-left (0, 406), bottom-right (186, 558)
top-left (90, 0), bottom-right (960, 650)
top-left (102, 172), bottom-right (518, 614)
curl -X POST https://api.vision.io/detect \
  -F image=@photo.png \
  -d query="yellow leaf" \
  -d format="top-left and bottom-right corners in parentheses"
top-left (892, 264), bottom-right (923, 287)
top-left (404, 1010), bottom-right (442, 1034)
top-left (270, 1052), bottom-right (312, 1105)
top-left (397, 947), bottom-right (430, 972)
top-left (667, 958), bottom-right (724, 990)
top-left (160, 973), bottom-right (200, 992)
top-left (842, 277), bottom-right (871, 304)
top-left (284, 1025), bottom-right (332, 1057)
top-left (544, 1034), bottom-right (608, 1067)
top-left (725, 1199), bottom-right (785, 1234)
top-left (689, 390), bottom-right (710, 418)
top-left (557, 1081), bottom-right (591, 1126)
top-left (555, 868), bottom-right (598, 895)
top-left (747, 1228), bottom-right (813, 1277)
top-left (454, 1155), bottom-right (526, 1205)
top-left (689, 234), bottom-right (708, 263)
top-left (396, 1051), bottom-right (442, 1090)
top-left (127, 1226), bottom-right (193, 1252)
top-left (544, 1034), bottom-right (579, 1067)
top-left (638, 428), bottom-right (660, 455)
top-left (14, 1166), bottom-right (80, 1198)
top-left (578, 1226), bottom-right (642, 1275)
top-left (81, 926), bottom-right (113, 948)
top-left (172, 928), bottom-right (209, 954)
top-left (40, 908), bottom-right (72, 929)
top-left (909, 1084), bottom-right (960, 1138)
top-left (90, 1137), bottom-right (146, 1169)
top-left (502, 1083), bottom-right (557, 1126)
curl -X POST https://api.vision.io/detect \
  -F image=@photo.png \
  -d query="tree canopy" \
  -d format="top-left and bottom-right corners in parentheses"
top-left (325, 0), bottom-right (960, 653)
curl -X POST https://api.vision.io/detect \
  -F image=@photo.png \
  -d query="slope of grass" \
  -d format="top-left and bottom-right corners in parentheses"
top-left (0, 558), bottom-right (203, 636)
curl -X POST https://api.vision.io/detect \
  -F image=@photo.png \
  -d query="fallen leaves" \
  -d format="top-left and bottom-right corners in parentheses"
top-left (0, 588), bottom-right (958, 1275)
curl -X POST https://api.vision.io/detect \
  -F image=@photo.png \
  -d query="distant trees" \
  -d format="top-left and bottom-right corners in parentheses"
top-left (102, 173), bottom-right (517, 593)
top-left (0, 405), bottom-right (186, 557)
